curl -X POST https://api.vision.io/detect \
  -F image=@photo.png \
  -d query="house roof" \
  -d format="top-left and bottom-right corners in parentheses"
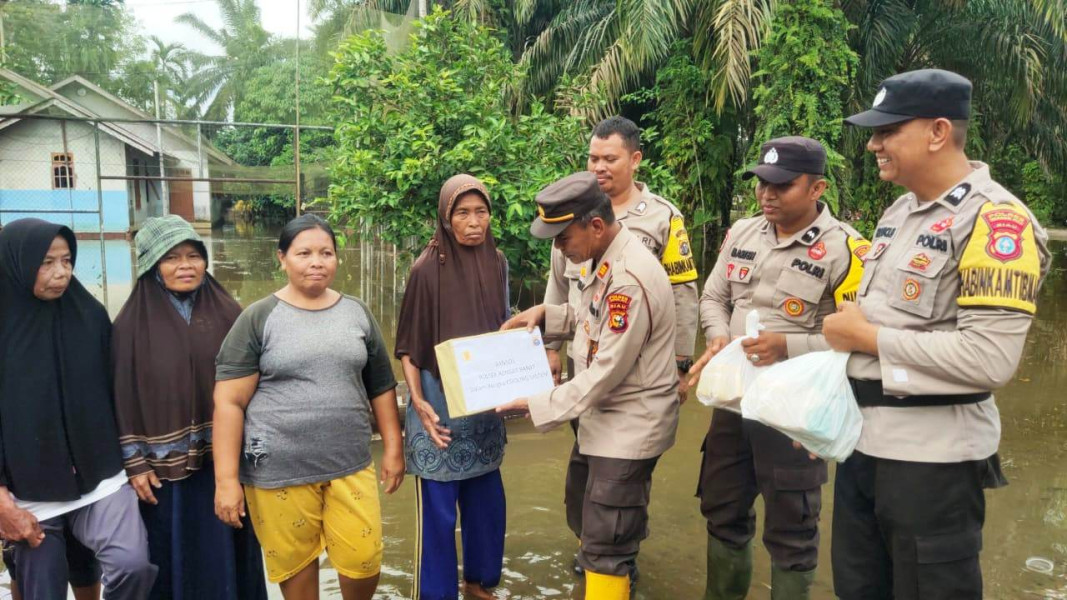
top-left (0, 69), bottom-right (235, 166)
top-left (0, 96), bottom-right (158, 155)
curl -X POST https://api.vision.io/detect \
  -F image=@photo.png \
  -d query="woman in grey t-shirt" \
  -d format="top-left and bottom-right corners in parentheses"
top-left (213, 215), bottom-right (403, 600)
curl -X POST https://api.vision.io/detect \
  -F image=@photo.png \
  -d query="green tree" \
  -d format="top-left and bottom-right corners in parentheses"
top-left (748, 0), bottom-right (857, 214)
top-left (628, 42), bottom-right (737, 269)
top-left (177, 0), bottom-right (275, 121)
top-left (1, 0), bottom-right (142, 86)
top-left (326, 8), bottom-right (588, 303)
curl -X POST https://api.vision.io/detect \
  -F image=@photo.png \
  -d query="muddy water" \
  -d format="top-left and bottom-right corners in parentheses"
top-left (3, 226), bottom-right (1064, 599)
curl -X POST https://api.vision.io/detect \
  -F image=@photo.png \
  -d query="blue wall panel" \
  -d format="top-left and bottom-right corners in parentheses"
top-left (0, 189), bottom-right (130, 232)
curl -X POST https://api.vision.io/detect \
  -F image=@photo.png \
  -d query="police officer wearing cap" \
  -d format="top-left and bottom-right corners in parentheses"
top-left (497, 172), bottom-right (679, 600)
top-left (823, 69), bottom-right (1051, 599)
top-left (543, 116), bottom-right (699, 392)
top-left (688, 136), bottom-right (868, 600)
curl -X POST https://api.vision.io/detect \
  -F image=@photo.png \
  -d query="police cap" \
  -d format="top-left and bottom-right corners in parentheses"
top-left (742, 136), bottom-right (826, 184)
top-left (845, 69), bottom-right (972, 128)
top-left (530, 172), bottom-right (609, 239)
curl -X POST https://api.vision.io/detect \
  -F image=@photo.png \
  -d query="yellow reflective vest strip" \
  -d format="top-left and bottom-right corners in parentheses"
top-left (661, 216), bottom-right (698, 284)
top-left (957, 201), bottom-right (1041, 314)
top-left (833, 236), bottom-right (870, 305)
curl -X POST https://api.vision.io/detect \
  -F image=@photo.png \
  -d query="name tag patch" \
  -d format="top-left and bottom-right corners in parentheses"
top-left (731, 247), bottom-right (757, 261)
top-left (791, 258), bottom-right (826, 279)
top-left (915, 234), bottom-right (949, 253)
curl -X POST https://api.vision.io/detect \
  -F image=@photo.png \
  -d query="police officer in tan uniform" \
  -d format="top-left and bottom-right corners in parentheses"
top-left (498, 172), bottom-right (679, 600)
top-left (689, 137), bottom-right (868, 600)
top-left (544, 116), bottom-right (699, 392)
top-left (824, 69), bottom-right (1051, 600)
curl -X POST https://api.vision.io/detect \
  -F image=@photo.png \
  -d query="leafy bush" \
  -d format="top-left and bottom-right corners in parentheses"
top-left (325, 8), bottom-right (588, 304)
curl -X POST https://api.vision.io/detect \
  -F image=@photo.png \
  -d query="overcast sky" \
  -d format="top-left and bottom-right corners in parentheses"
top-left (125, 0), bottom-right (316, 56)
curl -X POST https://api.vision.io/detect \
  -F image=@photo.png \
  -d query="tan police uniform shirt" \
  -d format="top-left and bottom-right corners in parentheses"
top-left (544, 182), bottom-right (699, 358)
top-left (848, 162), bottom-right (1051, 463)
top-left (700, 203), bottom-right (869, 353)
top-left (528, 226), bottom-right (680, 460)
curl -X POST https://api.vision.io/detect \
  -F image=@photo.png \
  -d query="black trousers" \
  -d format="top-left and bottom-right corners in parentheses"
top-left (832, 451), bottom-right (992, 600)
top-left (697, 409), bottom-right (827, 571)
top-left (563, 442), bottom-right (660, 576)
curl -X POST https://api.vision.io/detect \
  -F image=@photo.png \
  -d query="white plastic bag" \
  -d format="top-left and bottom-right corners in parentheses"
top-left (696, 310), bottom-right (767, 412)
top-left (740, 350), bottom-right (862, 462)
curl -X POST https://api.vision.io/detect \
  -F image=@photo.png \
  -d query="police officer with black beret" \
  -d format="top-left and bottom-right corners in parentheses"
top-left (823, 69), bottom-right (1051, 599)
top-left (690, 136), bottom-right (868, 600)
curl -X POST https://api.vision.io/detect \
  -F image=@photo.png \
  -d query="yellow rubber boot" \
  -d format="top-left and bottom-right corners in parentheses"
top-left (585, 571), bottom-right (630, 600)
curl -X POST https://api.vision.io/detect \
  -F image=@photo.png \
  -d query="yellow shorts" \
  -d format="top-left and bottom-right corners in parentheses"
top-left (244, 464), bottom-right (383, 583)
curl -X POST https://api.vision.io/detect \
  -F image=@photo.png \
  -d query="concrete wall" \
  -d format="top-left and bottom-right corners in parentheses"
top-left (54, 84), bottom-right (214, 223)
top-left (0, 119), bottom-right (130, 232)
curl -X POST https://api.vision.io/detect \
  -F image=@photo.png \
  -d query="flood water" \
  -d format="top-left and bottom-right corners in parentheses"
top-left (3, 224), bottom-right (1065, 599)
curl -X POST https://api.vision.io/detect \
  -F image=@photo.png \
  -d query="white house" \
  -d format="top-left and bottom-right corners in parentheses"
top-left (0, 68), bottom-right (235, 235)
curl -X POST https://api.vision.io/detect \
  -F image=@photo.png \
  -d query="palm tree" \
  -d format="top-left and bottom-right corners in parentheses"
top-left (146, 36), bottom-right (191, 118)
top-left (177, 0), bottom-right (274, 121)
top-left (841, 0), bottom-right (1067, 177)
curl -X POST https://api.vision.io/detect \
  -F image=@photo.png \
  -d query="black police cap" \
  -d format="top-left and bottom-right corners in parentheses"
top-left (742, 136), bottom-right (826, 184)
top-left (530, 172), bottom-right (609, 239)
top-left (846, 69), bottom-right (972, 128)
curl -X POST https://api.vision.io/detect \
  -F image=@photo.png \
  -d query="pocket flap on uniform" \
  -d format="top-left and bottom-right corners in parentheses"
top-left (772, 465), bottom-right (828, 491)
top-left (898, 251), bottom-right (949, 278)
top-left (916, 529), bottom-right (982, 564)
top-left (777, 269), bottom-right (827, 303)
top-left (590, 479), bottom-right (649, 508)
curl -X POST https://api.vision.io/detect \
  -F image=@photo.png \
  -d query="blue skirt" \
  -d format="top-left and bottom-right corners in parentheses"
top-left (139, 463), bottom-right (267, 600)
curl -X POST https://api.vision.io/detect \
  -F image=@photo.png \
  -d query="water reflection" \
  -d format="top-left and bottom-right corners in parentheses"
top-left (4, 228), bottom-right (1065, 599)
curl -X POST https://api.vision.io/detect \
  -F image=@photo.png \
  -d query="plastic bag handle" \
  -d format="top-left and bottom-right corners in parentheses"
top-left (744, 309), bottom-right (765, 339)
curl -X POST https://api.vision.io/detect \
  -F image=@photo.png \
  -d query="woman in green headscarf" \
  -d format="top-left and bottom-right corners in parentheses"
top-left (111, 215), bottom-right (266, 599)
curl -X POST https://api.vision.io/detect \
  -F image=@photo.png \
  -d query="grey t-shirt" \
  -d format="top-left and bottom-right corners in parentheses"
top-left (215, 294), bottom-right (397, 488)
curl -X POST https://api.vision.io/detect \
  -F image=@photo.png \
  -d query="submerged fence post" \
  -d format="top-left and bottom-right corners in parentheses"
top-left (93, 121), bottom-right (109, 309)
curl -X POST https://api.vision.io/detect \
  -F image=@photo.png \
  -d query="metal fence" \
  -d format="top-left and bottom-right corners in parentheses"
top-left (0, 113), bottom-right (333, 303)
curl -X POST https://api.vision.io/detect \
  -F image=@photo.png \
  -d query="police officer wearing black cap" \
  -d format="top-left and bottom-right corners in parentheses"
top-left (688, 136), bottom-right (868, 600)
top-left (823, 69), bottom-right (1051, 599)
top-left (497, 172), bottom-right (679, 600)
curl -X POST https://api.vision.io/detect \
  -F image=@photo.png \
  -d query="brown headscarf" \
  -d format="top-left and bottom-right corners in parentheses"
top-left (111, 233), bottom-right (242, 481)
top-left (395, 174), bottom-right (509, 377)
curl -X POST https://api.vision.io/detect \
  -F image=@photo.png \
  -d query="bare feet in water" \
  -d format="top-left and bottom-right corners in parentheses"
top-left (461, 581), bottom-right (496, 599)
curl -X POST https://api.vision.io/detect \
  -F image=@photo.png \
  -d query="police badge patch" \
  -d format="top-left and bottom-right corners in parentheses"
top-left (982, 208), bottom-right (1029, 262)
top-left (607, 293), bottom-right (632, 333)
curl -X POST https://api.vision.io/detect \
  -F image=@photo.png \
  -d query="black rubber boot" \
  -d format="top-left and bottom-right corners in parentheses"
top-left (703, 534), bottom-right (753, 600)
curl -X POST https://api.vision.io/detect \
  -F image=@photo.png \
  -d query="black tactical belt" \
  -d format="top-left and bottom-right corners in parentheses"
top-left (849, 378), bottom-right (991, 408)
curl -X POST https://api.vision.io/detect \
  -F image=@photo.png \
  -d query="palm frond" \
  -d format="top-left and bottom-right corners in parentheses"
top-left (696, 0), bottom-right (776, 112)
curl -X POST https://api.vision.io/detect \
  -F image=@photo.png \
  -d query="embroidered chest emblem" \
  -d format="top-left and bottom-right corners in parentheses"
top-left (808, 241), bottom-right (826, 260)
top-left (930, 216), bottom-right (954, 233)
top-left (908, 253), bottom-right (932, 271)
top-left (783, 298), bottom-right (805, 317)
top-left (902, 278), bottom-right (922, 301)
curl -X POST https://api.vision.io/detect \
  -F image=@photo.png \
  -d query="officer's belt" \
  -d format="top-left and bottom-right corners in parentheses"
top-left (849, 378), bottom-right (990, 408)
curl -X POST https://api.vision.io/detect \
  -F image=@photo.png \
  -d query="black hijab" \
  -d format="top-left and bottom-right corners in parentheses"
top-left (0, 219), bottom-right (123, 501)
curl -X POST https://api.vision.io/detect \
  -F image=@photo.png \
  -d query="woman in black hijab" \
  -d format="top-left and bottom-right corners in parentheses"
top-left (0, 218), bottom-right (156, 599)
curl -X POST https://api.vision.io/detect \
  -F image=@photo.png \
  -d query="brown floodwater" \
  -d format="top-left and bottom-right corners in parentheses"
top-left (3, 224), bottom-right (1065, 600)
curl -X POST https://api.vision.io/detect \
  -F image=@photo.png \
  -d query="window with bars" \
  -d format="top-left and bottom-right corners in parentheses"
top-left (51, 153), bottom-right (74, 189)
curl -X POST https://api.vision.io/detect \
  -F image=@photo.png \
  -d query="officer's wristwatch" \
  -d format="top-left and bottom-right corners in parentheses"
top-left (676, 358), bottom-right (694, 373)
